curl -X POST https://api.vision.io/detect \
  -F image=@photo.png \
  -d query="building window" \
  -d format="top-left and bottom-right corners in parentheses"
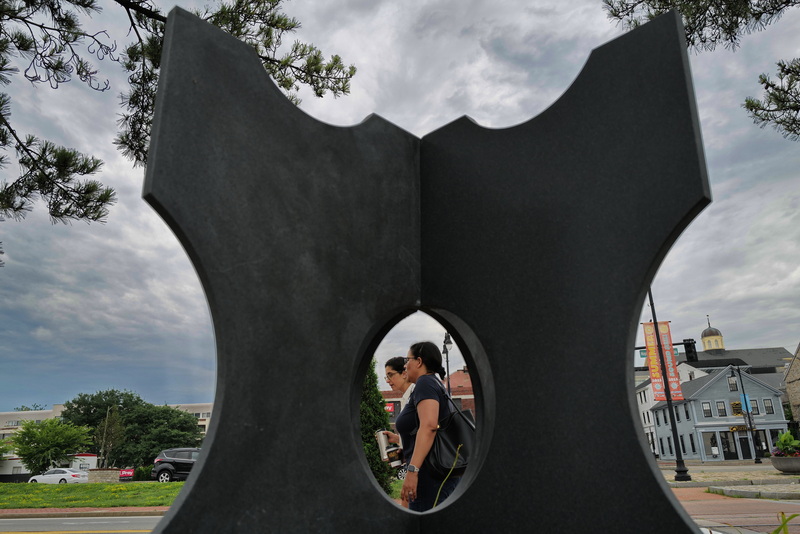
top-left (689, 434), bottom-right (697, 453)
top-left (655, 411), bottom-right (661, 426)
top-left (702, 402), bottom-right (713, 418)
top-left (764, 399), bottom-right (775, 415)
top-left (679, 435), bottom-right (686, 454)
top-left (716, 401), bottom-right (727, 417)
top-left (750, 400), bottom-right (760, 415)
top-left (202, 412), bottom-right (211, 418)
top-left (689, 371), bottom-right (695, 380)
top-left (684, 404), bottom-right (690, 420)
top-left (646, 411), bottom-right (651, 424)
top-left (728, 376), bottom-right (739, 391)
top-left (714, 340), bottom-right (720, 347)
top-left (659, 438), bottom-right (665, 456)
top-left (675, 406), bottom-right (681, 422)
top-left (667, 436), bottom-right (674, 455)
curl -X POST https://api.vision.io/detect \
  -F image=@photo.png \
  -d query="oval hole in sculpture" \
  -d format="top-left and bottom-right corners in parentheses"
top-left (356, 309), bottom-right (493, 512)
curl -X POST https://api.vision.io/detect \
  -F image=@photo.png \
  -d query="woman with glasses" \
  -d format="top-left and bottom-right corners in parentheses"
top-left (390, 341), bottom-right (459, 512)
top-left (384, 356), bottom-right (414, 411)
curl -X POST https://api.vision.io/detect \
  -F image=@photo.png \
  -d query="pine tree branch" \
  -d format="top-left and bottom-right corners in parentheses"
top-left (111, 0), bottom-right (165, 23)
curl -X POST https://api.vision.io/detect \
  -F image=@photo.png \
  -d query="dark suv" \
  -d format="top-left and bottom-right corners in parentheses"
top-left (151, 448), bottom-right (201, 482)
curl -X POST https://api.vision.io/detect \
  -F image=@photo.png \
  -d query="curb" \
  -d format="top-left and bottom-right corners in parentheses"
top-left (708, 484), bottom-right (800, 500)
top-left (0, 508), bottom-right (167, 519)
top-left (667, 478), bottom-right (800, 488)
top-left (0, 509), bottom-right (168, 519)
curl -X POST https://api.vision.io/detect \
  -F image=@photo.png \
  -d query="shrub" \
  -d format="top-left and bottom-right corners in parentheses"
top-left (134, 465), bottom-right (153, 481)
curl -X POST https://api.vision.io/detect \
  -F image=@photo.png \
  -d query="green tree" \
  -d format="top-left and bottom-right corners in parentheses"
top-left (11, 419), bottom-right (92, 475)
top-left (0, 438), bottom-right (13, 458)
top-left (62, 389), bottom-right (202, 467)
top-left (95, 405), bottom-right (125, 468)
top-left (603, 0), bottom-right (800, 141)
top-left (113, 404), bottom-right (202, 467)
top-left (360, 360), bottom-right (395, 494)
top-left (61, 389), bottom-right (147, 434)
top-left (0, 0), bottom-right (356, 224)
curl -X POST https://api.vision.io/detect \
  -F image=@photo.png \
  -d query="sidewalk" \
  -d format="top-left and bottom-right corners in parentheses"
top-left (660, 460), bottom-right (800, 499)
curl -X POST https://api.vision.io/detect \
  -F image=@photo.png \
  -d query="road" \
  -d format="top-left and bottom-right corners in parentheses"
top-left (1, 478), bottom-right (799, 534)
top-left (0, 516), bottom-right (162, 533)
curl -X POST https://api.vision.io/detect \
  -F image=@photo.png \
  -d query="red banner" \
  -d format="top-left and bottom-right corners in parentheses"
top-left (643, 322), bottom-right (684, 401)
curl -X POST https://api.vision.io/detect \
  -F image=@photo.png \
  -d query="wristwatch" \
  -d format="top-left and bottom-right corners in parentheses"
top-left (407, 464), bottom-right (420, 473)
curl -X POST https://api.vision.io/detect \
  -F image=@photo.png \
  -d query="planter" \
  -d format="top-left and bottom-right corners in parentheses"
top-left (770, 456), bottom-right (800, 474)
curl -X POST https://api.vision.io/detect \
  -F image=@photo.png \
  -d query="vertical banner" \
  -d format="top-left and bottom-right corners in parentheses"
top-left (643, 322), bottom-right (684, 401)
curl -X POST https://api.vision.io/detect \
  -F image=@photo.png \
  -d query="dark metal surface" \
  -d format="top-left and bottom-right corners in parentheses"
top-left (145, 8), bottom-right (708, 532)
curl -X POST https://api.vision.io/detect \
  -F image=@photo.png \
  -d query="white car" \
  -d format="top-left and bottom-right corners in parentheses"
top-left (28, 468), bottom-right (89, 484)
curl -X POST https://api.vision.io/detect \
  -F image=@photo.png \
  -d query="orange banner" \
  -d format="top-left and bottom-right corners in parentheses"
top-left (643, 322), bottom-right (684, 401)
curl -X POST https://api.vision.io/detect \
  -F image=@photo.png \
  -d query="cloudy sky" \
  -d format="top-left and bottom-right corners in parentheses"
top-left (1, 0), bottom-right (799, 411)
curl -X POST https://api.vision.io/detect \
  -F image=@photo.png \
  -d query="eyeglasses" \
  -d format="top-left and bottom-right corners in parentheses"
top-left (384, 371), bottom-right (399, 381)
top-left (403, 356), bottom-right (419, 364)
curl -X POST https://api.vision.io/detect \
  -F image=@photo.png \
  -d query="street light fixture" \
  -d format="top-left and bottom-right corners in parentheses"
top-left (730, 366), bottom-right (763, 464)
top-left (442, 332), bottom-right (453, 395)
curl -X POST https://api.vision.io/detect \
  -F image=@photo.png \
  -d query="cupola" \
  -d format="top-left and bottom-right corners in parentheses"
top-left (701, 315), bottom-right (725, 354)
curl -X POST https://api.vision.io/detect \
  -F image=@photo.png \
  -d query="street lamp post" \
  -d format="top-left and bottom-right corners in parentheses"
top-left (442, 332), bottom-right (453, 395)
top-left (731, 366), bottom-right (763, 464)
top-left (648, 289), bottom-right (691, 481)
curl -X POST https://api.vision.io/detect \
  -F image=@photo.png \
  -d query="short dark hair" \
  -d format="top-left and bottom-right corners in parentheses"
top-left (409, 341), bottom-right (445, 379)
top-left (385, 356), bottom-right (405, 374)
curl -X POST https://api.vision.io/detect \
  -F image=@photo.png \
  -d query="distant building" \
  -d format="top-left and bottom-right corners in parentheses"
top-left (637, 322), bottom-right (791, 461)
top-left (646, 365), bottom-right (786, 461)
top-left (782, 342), bottom-right (800, 421)
top-left (0, 402), bottom-right (213, 481)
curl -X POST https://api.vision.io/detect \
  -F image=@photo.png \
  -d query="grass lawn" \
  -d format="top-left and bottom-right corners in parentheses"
top-left (0, 482), bottom-right (183, 509)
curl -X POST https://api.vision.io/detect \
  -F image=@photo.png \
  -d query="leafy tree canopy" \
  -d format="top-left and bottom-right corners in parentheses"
top-left (114, 403), bottom-right (202, 467)
top-left (61, 389), bottom-right (202, 467)
top-left (0, 438), bottom-right (13, 458)
top-left (0, 0), bottom-right (356, 224)
top-left (603, 0), bottom-right (800, 141)
top-left (61, 389), bottom-right (147, 432)
top-left (11, 418), bottom-right (92, 475)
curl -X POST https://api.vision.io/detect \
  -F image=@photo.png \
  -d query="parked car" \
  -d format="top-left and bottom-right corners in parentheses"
top-left (151, 448), bottom-right (201, 482)
top-left (28, 468), bottom-right (88, 484)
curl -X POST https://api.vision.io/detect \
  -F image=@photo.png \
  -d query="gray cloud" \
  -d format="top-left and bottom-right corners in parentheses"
top-left (2, 0), bottom-right (799, 409)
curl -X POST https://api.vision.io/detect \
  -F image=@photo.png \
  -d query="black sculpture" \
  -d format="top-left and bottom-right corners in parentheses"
top-left (145, 8), bottom-right (709, 532)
